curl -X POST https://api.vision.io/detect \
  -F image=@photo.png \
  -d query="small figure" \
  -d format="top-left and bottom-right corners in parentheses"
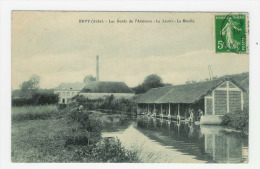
top-left (78, 105), bottom-right (83, 112)
top-left (198, 109), bottom-right (204, 121)
top-left (177, 115), bottom-right (181, 122)
top-left (189, 109), bottom-right (194, 122)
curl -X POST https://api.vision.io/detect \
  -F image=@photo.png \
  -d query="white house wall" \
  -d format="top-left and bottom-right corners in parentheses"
top-left (54, 90), bottom-right (81, 104)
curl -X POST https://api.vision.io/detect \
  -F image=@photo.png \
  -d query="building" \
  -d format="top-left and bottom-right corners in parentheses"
top-left (54, 55), bottom-right (135, 104)
top-left (54, 83), bottom-right (85, 104)
top-left (134, 77), bottom-right (246, 124)
top-left (78, 81), bottom-right (135, 100)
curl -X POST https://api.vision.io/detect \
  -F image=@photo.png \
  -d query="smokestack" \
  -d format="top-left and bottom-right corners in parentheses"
top-left (96, 55), bottom-right (99, 81)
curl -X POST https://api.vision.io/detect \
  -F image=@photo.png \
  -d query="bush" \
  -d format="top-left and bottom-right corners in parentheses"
top-left (91, 137), bottom-right (138, 162)
top-left (12, 98), bottom-right (34, 107)
top-left (222, 110), bottom-right (249, 131)
top-left (12, 93), bottom-right (59, 107)
top-left (71, 138), bottom-right (138, 162)
top-left (32, 93), bottom-right (59, 105)
top-left (65, 109), bottom-right (102, 146)
top-left (74, 95), bottom-right (136, 116)
top-left (57, 104), bottom-right (67, 110)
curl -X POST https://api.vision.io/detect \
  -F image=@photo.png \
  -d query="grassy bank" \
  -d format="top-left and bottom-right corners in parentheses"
top-left (12, 105), bottom-right (59, 122)
top-left (12, 105), bottom-right (138, 162)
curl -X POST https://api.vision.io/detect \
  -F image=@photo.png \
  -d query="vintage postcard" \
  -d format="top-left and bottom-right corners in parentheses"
top-left (11, 11), bottom-right (249, 163)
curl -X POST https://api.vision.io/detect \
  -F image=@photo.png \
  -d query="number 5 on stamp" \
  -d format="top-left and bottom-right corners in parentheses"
top-left (215, 14), bottom-right (248, 54)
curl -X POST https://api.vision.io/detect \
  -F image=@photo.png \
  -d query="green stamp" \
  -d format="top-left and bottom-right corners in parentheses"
top-left (215, 14), bottom-right (247, 53)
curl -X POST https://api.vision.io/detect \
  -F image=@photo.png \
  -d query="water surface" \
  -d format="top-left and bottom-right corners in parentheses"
top-left (102, 115), bottom-right (248, 163)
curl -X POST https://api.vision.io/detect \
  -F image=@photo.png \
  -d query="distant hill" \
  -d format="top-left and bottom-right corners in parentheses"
top-left (222, 72), bottom-right (249, 92)
top-left (221, 72), bottom-right (249, 110)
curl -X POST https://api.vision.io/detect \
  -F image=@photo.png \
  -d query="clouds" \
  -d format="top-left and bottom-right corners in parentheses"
top-left (11, 12), bottom-right (249, 89)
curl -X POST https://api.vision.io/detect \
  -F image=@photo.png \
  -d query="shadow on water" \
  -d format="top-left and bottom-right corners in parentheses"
top-left (135, 115), bottom-right (248, 163)
top-left (98, 111), bottom-right (133, 133)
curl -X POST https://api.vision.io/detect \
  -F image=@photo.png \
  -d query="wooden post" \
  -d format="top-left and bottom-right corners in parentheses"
top-left (241, 91), bottom-right (244, 110)
top-left (204, 97), bottom-right (207, 115)
top-left (154, 103), bottom-right (156, 113)
top-left (177, 103), bottom-right (180, 121)
top-left (178, 104), bottom-right (180, 116)
top-left (137, 103), bottom-right (139, 115)
top-left (185, 106), bottom-right (187, 119)
top-left (213, 91), bottom-right (215, 115)
top-left (148, 104), bottom-right (149, 113)
top-left (168, 103), bottom-right (171, 116)
top-left (227, 81), bottom-right (230, 113)
top-left (161, 104), bottom-right (163, 115)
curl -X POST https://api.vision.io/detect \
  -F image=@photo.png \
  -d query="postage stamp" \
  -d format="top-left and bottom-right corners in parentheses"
top-left (215, 13), bottom-right (248, 54)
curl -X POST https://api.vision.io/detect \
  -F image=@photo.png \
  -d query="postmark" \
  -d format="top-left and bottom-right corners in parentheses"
top-left (215, 13), bottom-right (248, 54)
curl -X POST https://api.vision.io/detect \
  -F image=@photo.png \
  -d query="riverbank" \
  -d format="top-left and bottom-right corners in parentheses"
top-left (221, 110), bottom-right (249, 134)
top-left (222, 127), bottom-right (249, 135)
top-left (11, 105), bottom-right (138, 162)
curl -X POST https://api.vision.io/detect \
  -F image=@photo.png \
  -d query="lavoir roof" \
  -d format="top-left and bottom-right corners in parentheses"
top-left (135, 78), bottom-right (246, 104)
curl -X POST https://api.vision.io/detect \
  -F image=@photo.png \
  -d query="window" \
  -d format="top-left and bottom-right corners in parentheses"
top-left (62, 99), bottom-right (65, 104)
top-left (67, 92), bottom-right (70, 96)
top-left (62, 92), bottom-right (65, 96)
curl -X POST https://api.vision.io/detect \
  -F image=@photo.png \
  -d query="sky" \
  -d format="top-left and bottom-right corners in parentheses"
top-left (11, 11), bottom-right (249, 89)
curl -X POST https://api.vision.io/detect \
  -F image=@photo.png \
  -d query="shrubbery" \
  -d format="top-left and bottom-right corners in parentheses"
top-left (70, 138), bottom-right (138, 162)
top-left (12, 93), bottom-right (59, 107)
top-left (73, 95), bottom-right (136, 116)
top-left (63, 108), bottom-right (138, 162)
top-left (222, 110), bottom-right (249, 131)
top-left (12, 101), bottom-right (139, 162)
top-left (65, 108), bottom-right (102, 146)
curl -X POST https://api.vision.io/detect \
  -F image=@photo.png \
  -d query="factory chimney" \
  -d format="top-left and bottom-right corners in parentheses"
top-left (96, 55), bottom-right (99, 81)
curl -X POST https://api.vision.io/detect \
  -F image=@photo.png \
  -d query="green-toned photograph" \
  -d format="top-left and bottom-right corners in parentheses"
top-left (11, 11), bottom-right (249, 163)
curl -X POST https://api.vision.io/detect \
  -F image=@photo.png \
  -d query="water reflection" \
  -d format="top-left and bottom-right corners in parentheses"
top-left (201, 126), bottom-right (248, 163)
top-left (136, 115), bottom-right (248, 163)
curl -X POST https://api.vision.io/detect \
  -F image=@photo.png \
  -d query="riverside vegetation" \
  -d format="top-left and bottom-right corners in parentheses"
top-left (11, 105), bottom-right (138, 162)
top-left (221, 109), bottom-right (249, 132)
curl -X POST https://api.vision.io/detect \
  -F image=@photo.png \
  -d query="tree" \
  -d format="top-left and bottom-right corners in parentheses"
top-left (30, 75), bottom-right (40, 89)
top-left (142, 74), bottom-right (164, 91)
top-left (83, 75), bottom-right (96, 83)
top-left (19, 75), bottom-right (40, 98)
top-left (131, 84), bottom-right (146, 94)
top-left (132, 74), bottom-right (172, 94)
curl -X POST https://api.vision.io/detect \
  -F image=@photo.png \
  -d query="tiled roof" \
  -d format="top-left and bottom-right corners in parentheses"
top-left (135, 78), bottom-right (245, 104)
top-left (80, 81), bottom-right (135, 93)
top-left (56, 83), bottom-right (86, 91)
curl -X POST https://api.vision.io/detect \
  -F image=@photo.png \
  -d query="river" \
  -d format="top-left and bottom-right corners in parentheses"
top-left (102, 115), bottom-right (248, 163)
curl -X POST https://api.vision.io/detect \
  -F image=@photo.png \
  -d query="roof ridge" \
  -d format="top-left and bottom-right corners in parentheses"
top-left (150, 78), bottom-right (225, 91)
top-left (155, 88), bottom-right (175, 103)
